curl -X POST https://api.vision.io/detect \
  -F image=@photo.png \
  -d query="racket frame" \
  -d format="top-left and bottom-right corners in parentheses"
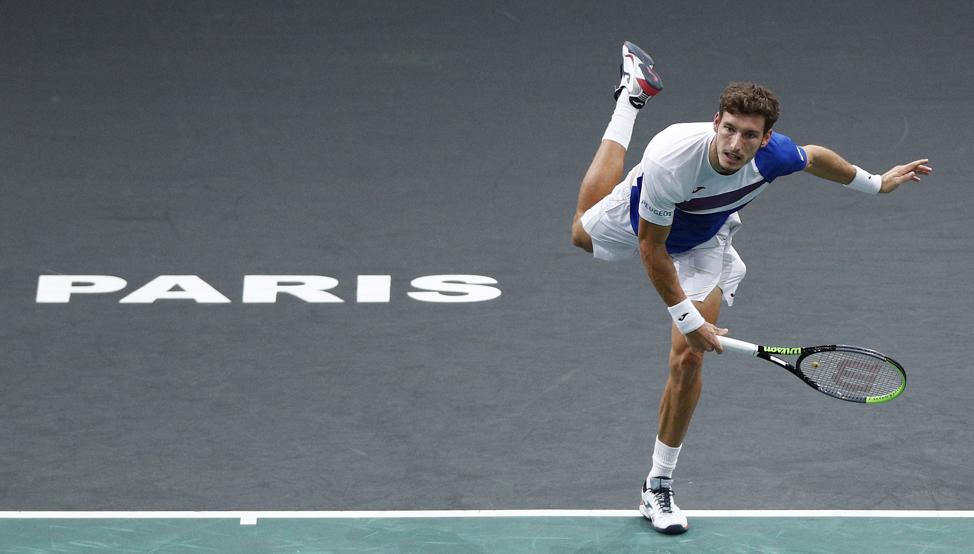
top-left (717, 337), bottom-right (906, 404)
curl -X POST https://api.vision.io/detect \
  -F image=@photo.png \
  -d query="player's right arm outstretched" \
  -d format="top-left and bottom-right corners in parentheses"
top-left (637, 218), bottom-right (726, 353)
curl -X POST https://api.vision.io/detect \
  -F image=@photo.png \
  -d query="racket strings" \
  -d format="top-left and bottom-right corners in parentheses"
top-left (800, 350), bottom-right (903, 399)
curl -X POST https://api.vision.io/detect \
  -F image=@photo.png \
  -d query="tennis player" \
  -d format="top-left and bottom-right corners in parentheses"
top-left (570, 42), bottom-right (931, 534)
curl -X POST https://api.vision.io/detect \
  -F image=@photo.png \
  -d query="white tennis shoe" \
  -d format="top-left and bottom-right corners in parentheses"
top-left (614, 41), bottom-right (664, 109)
top-left (639, 476), bottom-right (688, 534)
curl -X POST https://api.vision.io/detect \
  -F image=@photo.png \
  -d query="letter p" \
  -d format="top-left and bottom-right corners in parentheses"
top-left (36, 275), bottom-right (128, 303)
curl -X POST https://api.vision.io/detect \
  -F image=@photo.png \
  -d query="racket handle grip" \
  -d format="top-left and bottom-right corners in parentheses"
top-left (718, 336), bottom-right (759, 356)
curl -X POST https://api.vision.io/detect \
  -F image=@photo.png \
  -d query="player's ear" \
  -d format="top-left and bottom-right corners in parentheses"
top-left (713, 112), bottom-right (721, 131)
top-left (761, 129), bottom-right (772, 148)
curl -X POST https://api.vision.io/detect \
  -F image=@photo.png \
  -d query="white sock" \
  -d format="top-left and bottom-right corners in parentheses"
top-left (648, 436), bottom-right (682, 480)
top-left (601, 91), bottom-right (640, 150)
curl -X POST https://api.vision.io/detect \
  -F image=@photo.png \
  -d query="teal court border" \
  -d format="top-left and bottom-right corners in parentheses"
top-left (2, 511), bottom-right (973, 553)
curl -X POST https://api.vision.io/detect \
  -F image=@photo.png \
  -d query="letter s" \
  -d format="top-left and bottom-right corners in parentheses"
top-left (407, 275), bottom-right (501, 303)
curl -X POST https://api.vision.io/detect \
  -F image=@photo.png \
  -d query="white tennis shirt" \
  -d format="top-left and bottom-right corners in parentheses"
top-left (634, 122), bottom-right (808, 253)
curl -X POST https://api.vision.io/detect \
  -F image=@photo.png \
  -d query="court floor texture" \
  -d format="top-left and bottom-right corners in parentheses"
top-left (2, 1), bottom-right (973, 552)
top-left (3, 512), bottom-right (974, 553)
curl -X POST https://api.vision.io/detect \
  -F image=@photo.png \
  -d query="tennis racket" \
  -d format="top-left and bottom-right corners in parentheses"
top-left (717, 337), bottom-right (906, 404)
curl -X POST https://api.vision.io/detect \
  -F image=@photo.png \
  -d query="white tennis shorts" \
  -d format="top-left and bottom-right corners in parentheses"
top-left (580, 168), bottom-right (746, 306)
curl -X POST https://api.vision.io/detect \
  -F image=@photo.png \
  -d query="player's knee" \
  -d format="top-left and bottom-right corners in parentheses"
top-left (670, 349), bottom-right (704, 380)
top-left (571, 218), bottom-right (593, 252)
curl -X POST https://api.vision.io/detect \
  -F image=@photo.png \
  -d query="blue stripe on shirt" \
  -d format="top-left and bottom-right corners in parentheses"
top-left (630, 179), bottom-right (746, 254)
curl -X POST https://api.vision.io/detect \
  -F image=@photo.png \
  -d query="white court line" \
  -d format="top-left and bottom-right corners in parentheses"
top-left (2, 510), bottom-right (974, 525)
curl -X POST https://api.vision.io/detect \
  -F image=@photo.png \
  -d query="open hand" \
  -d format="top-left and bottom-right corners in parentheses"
top-left (881, 159), bottom-right (932, 193)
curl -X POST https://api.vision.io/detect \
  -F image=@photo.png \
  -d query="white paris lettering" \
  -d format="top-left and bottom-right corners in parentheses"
top-left (36, 274), bottom-right (502, 304)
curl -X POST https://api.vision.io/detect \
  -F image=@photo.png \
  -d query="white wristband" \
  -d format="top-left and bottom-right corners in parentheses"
top-left (667, 298), bottom-right (706, 335)
top-left (846, 166), bottom-right (882, 194)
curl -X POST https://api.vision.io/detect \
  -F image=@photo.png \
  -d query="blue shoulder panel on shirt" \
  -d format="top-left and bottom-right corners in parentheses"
top-left (754, 131), bottom-right (808, 182)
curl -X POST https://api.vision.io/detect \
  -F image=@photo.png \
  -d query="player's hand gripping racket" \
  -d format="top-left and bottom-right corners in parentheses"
top-left (717, 337), bottom-right (906, 404)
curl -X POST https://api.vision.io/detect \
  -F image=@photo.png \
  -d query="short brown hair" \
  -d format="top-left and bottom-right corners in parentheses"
top-left (719, 82), bottom-right (780, 132)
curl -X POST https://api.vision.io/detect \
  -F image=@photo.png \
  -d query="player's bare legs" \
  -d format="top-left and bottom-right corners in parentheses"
top-left (640, 286), bottom-right (722, 534)
top-left (658, 286), bottom-right (723, 447)
top-left (571, 41), bottom-right (663, 253)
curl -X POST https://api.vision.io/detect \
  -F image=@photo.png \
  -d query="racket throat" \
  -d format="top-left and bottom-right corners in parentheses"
top-left (757, 352), bottom-right (794, 370)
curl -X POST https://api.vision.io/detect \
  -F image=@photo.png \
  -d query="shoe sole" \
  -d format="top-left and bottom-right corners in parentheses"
top-left (625, 42), bottom-right (663, 96)
top-left (623, 41), bottom-right (655, 68)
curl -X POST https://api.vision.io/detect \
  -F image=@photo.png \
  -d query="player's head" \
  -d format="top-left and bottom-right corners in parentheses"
top-left (718, 82), bottom-right (780, 131)
top-left (711, 82), bottom-right (779, 173)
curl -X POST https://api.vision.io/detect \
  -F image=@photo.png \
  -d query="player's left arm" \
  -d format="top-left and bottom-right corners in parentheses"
top-left (802, 144), bottom-right (932, 193)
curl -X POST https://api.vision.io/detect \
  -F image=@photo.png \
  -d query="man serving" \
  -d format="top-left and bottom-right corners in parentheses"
top-left (570, 41), bottom-right (931, 534)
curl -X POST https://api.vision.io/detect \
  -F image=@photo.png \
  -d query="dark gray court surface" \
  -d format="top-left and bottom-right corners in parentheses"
top-left (2, 0), bottom-right (973, 550)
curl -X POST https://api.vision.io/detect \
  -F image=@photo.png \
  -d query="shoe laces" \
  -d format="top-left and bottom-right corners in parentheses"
top-left (653, 488), bottom-right (673, 513)
top-left (648, 479), bottom-right (674, 513)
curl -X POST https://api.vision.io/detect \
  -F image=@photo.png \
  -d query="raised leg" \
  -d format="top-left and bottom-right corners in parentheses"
top-left (571, 41), bottom-right (663, 253)
top-left (570, 139), bottom-right (627, 252)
